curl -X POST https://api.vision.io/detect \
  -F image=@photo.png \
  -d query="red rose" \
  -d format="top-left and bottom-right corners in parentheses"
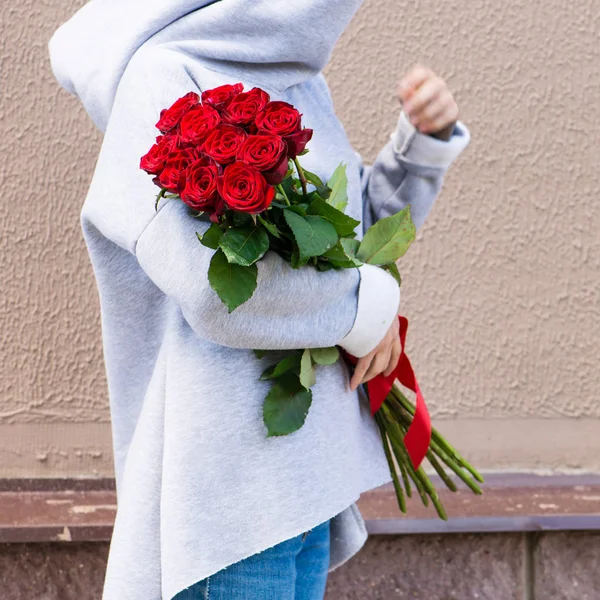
top-left (218, 162), bottom-right (275, 214)
top-left (237, 134), bottom-right (289, 185)
top-left (201, 83), bottom-right (244, 108)
top-left (202, 124), bottom-right (248, 165)
top-left (140, 134), bottom-right (178, 175)
top-left (221, 87), bottom-right (270, 126)
top-left (180, 155), bottom-right (220, 212)
top-left (158, 148), bottom-right (196, 193)
top-left (155, 91), bottom-right (200, 133)
top-left (237, 134), bottom-right (287, 171)
top-left (255, 101), bottom-right (302, 136)
top-left (160, 129), bottom-right (182, 147)
top-left (255, 101), bottom-right (313, 158)
top-left (284, 128), bottom-right (313, 159)
top-left (179, 105), bottom-right (221, 145)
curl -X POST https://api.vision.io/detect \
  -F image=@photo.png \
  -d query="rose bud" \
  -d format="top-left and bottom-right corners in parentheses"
top-left (209, 197), bottom-right (228, 223)
top-left (217, 161), bottom-right (275, 214)
top-left (155, 91), bottom-right (200, 133)
top-left (179, 105), bottom-right (221, 145)
top-left (180, 155), bottom-right (220, 211)
top-left (158, 148), bottom-right (196, 194)
top-left (221, 87), bottom-right (270, 127)
top-left (140, 134), bottom-right (179, 175)
top-left (262, 156), bottom-right (289, 185)
top-left (201, 83), bottom-right (244, 108)
top-left (284, 128), bottom-right (313, 159)
top-left (202, 124), bottom-right (248, 165)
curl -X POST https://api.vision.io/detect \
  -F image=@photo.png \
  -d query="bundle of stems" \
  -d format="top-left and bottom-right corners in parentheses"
top-left (374, 384), bottom-right (484, 520)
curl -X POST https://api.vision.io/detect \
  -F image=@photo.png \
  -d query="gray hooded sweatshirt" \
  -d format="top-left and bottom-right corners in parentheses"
top-left (48, 1), bottom-right (470, 598)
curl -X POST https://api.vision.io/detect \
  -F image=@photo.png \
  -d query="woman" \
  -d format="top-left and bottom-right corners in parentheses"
top-left (48, 1), bottom-right (470, 598)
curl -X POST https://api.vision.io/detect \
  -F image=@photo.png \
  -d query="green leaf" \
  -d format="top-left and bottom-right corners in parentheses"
top-left (270, 201), bottom-right (289, 210)
top-left (196, 222), bottom-right (223, 250)
top-left (283, 210), bottom-right (338, 259)
top-left (290, 247), bottom-right (311, 269)
top-left (263, 372), bottom-right (313, 436)
top-left (310, 346), bottom-right (340, 366)
top-left (257, 215), bottom-right (282, 239)
top-left (232, 211), bottom-right (254, 227)
top-left (260, 353), bottom-right (302, 380)
top-left (307, 197), bottom-right (359, 237)
top-left (302, 169), bottom-right (331, 199)
top-left (279, 175), bottom-right (299, 201)
top-left (341, 237), bottom-right (361, 256)
top-left (219, 225), bottom-right (269, 267)
top-left (357, 206), bottom-right (416, 265)
top-left (323, 238), bottom-right (363, 268)
top-left (299, 349), bottom-right (316, 389)
top-left (207, 248), bottom-right (257, 312)
top-left (383, 261), bottom-right (402, 287)
top-left (315, 260), bottom-right (336, 272)
top-left (327, 163), bottom-right (348, 212)
top-left (287, 204), bottom-right (307, 217)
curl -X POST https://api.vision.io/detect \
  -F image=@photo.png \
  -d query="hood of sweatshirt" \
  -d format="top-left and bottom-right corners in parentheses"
top-left (48, 0), bottom-right (364, 131)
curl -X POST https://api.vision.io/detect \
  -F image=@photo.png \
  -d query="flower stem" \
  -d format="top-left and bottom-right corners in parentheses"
top-left (294, 158), bottom-right (308, 198)
top-left (382, 405), bottom-right (448, 520)
top-left (276, 184), bottom-right (291, 206)
top-left (382, 405), bottom-right (429, 506)
top-left (386, 395), bottom-right (483, 495)
top-left (155, 187), bottom-right (167, 211)
top-left (375, 412), bottom-right (407, 513)
top-left (390, 386), bottom-right (484, 484)
top-left (426, 450), bottom-right (458, 492)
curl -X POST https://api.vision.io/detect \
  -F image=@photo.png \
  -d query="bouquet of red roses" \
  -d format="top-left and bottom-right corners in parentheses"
top-left (140, 84), bottom-right (483, 519)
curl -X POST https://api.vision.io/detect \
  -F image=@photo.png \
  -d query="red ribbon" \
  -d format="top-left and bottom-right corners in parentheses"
top-left (341, 316), bottom-right (432, 470)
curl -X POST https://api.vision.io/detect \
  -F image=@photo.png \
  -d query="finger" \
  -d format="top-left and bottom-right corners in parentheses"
top-left (350, 355), bottom-right (372, 391)
top-left (404, 77), bottom-right (445, 119)
top-left (383, 337), bottom-right (401, 377)
top-left (398, 64), bottom-right (432, 102)
top-left (419, 103), bottom-right (459, 134)
top-left (411, 90), bottom-right (453, 128)
top-left (361, 349), bottom-right (391, 384)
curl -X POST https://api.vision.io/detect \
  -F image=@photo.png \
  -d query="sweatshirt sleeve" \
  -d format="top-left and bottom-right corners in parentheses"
top-left (135, 199), bottom-right (400, 354)
top-left (93, 48), bottom-right (400, 356)
top-left (360, 110), bottom-right (471, 234)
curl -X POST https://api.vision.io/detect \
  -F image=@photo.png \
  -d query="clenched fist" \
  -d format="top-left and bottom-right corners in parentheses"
top-left (398, 65), bottom-right (459, 141)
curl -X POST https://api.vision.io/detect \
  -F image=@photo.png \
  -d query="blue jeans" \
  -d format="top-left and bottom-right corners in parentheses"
top-left (174, 518), bottom-right (331, 600)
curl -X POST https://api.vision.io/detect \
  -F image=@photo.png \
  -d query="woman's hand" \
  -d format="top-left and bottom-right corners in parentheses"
top-left (397, 64), bottom-right (459, 141)
top-left (348, 317), bottom-right (401, 391)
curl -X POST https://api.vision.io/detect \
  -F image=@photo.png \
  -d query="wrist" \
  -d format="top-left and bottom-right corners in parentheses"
top-left (426, 121), bottom-right (456, 142)
top-left (391, 110), bottom-right (471, 169)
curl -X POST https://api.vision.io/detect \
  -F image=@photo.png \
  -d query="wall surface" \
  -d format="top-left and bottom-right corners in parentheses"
top-left (2, 532), bottom-right (600, 599)
top-left (0, 0), bottom-right (599, 476)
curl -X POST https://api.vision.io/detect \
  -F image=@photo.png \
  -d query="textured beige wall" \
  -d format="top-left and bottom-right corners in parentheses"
top-left (1, 0), bottom-right (598, 476)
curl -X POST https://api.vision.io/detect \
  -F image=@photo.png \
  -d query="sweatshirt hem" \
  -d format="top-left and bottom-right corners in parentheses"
top-left (165, 470), bottom-right (393, 600)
